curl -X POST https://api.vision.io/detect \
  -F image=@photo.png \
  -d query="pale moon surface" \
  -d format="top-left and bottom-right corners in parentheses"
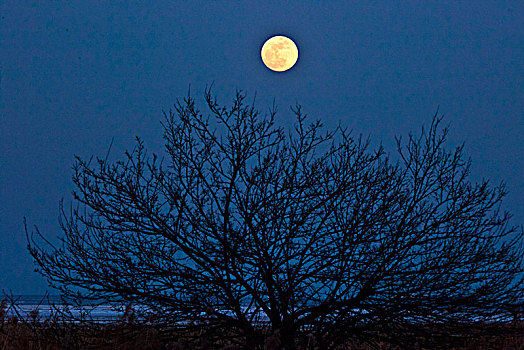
top-left (261, 36), bottom-right (298, 72)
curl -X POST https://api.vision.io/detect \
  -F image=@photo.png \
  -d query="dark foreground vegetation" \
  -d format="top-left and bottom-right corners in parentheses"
top-left (1, 299), bottom-right (523, 350)
top-left (1, 319), bottom-right (523, 349)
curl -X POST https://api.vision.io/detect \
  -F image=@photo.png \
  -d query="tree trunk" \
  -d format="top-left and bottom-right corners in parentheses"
top-left (280, 323), bottom-right (296, 350)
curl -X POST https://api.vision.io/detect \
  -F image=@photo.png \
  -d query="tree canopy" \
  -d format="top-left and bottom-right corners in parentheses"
top-left (27, 89), bottom-right (524, 349)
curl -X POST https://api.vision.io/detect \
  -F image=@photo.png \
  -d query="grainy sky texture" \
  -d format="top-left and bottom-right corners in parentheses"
top-left (1, 1), bottom-right (523, 293)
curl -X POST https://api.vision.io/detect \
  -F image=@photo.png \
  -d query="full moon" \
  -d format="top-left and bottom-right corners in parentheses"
top-left (261, 36), bottom-right (298, 72)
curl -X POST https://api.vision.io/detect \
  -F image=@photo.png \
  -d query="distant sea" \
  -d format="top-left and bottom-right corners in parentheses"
top-left (1, 295), bottom-right (515, 325)
top-left (1, 295), bottom-right (127, 322)
top-left (2, 295), bottom-right (271, 324)
top-left (3, 294), bottom-right (102, 305)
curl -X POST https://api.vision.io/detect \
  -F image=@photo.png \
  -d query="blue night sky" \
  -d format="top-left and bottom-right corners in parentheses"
top-left (1, 1), bottom-right (523, 294)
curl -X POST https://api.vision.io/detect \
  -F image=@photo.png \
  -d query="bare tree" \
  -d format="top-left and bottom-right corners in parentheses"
top-left (27, 88), bottom-right (523, 349)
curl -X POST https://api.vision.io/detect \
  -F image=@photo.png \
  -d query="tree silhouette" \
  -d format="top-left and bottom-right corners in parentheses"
top-left (27, 88), bottom-right (523, 349)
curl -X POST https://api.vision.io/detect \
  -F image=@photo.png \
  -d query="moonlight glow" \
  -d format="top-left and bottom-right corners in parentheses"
top-left (261, 36), bottom-right (298, 72)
